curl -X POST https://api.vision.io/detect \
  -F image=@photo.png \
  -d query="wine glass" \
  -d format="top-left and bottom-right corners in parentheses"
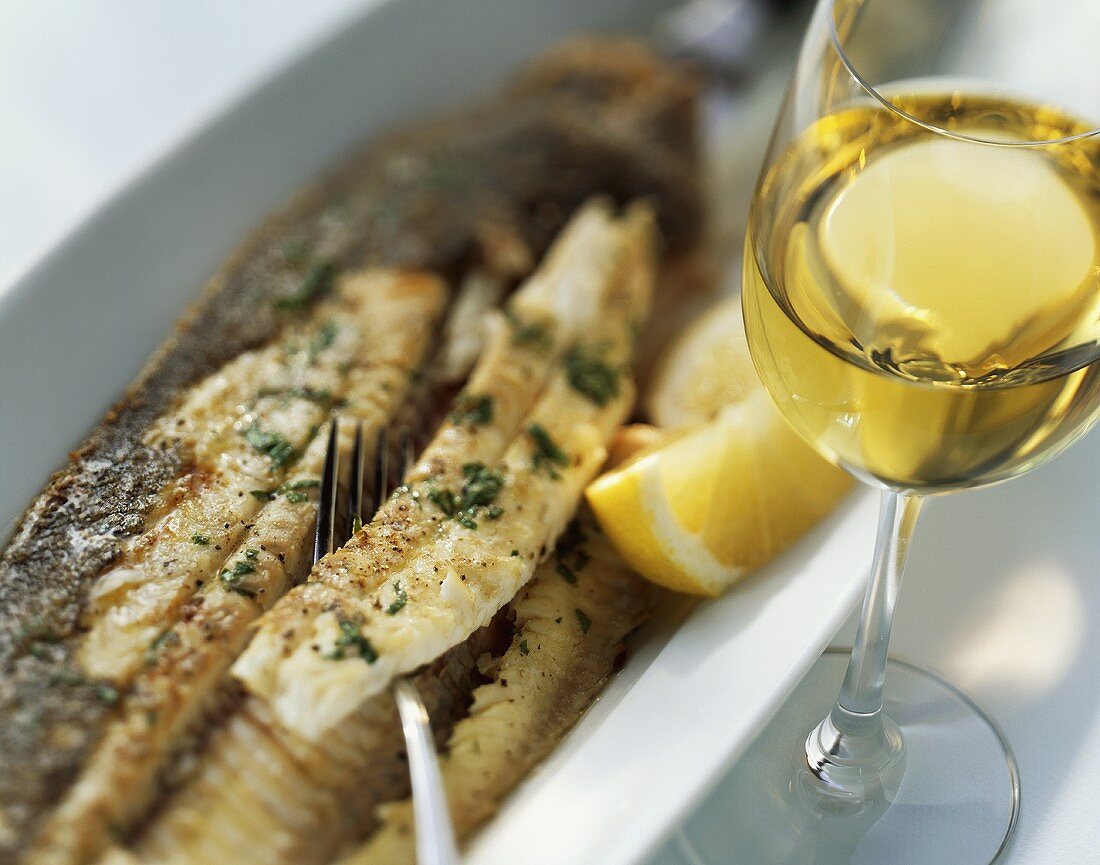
top-left (738, 0), bottom-right (1100, 861)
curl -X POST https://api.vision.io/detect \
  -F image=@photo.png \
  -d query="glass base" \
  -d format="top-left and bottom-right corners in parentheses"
top-left (677, 649), bottom-right (1020, 865)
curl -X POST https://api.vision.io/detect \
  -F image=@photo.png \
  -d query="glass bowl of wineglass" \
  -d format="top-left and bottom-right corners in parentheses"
top-left (737, 0), bottom-right (1100, 861)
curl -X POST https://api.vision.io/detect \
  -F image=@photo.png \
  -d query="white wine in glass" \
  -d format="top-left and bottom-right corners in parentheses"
top-left (736, 0), bottom-right (1100, 862)
top-left (745, 94), bottom-right (1100, 492)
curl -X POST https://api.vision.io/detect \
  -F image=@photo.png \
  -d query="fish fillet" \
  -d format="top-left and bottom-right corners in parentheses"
top-left (27, 271), bottom-right (447, 865)
top-left (119, 201), bottom-right (655, 864)
top-left (233, 202), bottom-right (655, 740)
top-left (341, 511), bottom-right (659, 865)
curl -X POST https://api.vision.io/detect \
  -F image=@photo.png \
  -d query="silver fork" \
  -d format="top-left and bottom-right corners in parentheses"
top-left (315, 418), bottom-right (462, 865)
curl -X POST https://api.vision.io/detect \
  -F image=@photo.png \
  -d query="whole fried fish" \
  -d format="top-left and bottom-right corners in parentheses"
top-left (0, 39), bottom-right (700, 864)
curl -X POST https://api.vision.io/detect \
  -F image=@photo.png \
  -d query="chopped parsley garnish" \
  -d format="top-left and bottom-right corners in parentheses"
top-left (257, 386), bottom-right (334, 407)
top-left (486, 505), bottom-right (504, 520)
top-left (220, 558), bottom-right (258, 596)
top-left (505, 310), bottom-right (552, 349)
top-left (95, 684), bottom-right (121, 705)
top-left (48, 670), bottom-right (87, 687)
top-left (46, 671), bottom-right (120, 704)
top-left (574, 608), bottom-right (592, 634)
top-left (280, 479), bottom-right (321, 493)
top-left (190, 534), bottom-right (210, 546)
top-left (325, 615), bottom-right (378, 662)
top-left (28, 641), bottom-right (52, 661)
top-left (144, 629), bottom-right (180, 666)
top-left (244, 422), bottom-right (297, 471)
top-left (510, 549), bottom-right (519, 557)
top-left (427, 462), bottom-right (505, 530)
top-left (554, 519), bottom-right (590, 585)
top-left (251, 477), bottom-right (320, 504)
top-left (308, 320), bottom-right (338, 364)
top-left (386, 581), bottom-right (408, 615)
top-left (527, 423), bottom-right (568, 477)
top-left (274, 259), bottom-right (336, 311)
top-left (519, 638), bottom-right (530, 656)
top-left (244, 548), bottom-right (259, 559)
top-left (565, 344), bottom-right (620, 406)
top-left (450, 392), bottom-right (494, 426)
top-left (427, 486), bottom-right (458, 516)
top-left (280, 478), bottom-right (320, 504)
top-left (352, 515), bottom-right (363, 533)
top-left (149, 629), bottom-right (176, 650)
top-left (461, 462), bottom-right (504, 505)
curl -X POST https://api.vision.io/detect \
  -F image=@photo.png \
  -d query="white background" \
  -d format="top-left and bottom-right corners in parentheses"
top-left (0, 0), bottom-right (366, 288)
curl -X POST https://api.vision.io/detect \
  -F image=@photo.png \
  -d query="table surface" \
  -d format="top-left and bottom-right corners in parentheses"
top-left (5, 3), bottom-right (1100, 864)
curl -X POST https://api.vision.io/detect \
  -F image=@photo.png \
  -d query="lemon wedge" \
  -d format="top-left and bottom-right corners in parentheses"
top-left (645, 295), bottom-right (761, 429)
top-left (587, 297), bottom-right (852, 596)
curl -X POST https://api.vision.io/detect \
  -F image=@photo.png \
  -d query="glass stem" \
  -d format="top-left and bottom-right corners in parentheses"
top-left (802, 489), bottom-right (924, 805)
top-left (838, 489), bottom-right (923, 718)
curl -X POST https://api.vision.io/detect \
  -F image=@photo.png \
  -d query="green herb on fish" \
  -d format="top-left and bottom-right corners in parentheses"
top-left (94, 684), bottom-right (120, 705)
top-left (565, 343), bottom-right (620, 406)
top-left (274, 259), bottom-right (336, 311)
top-left (554, 519), bottom-right (591, 585)
top-left (505, 309), bottom-right (552, 349)
top-left (220, 558), bottom-right (258, 596)
top-left (325, 615), bottom-right (378, 663)
top-left (251, 477), bottom-right (320, 504)
top-left (144, 629), bottom-right (180, 666)
top-left (527, 423), bottom-right (568, 477)
top-left (450, 392), bottom-right (494, 426)
top-left (427, 462), bottom-right (505, 530)
top-left (386, 581), bottom-right (408, 615)
top-left (244, 422), bottom-right (297, 471)
top-left (257, 386), bottom-right (334, 407)
top-left (308, 320), bottom-right (338, 364)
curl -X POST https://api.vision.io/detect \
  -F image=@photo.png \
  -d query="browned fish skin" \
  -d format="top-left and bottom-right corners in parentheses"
top-left (0, 39), bottom-right (699, 860)
top-left (25, 270), bottom-right (448, 865)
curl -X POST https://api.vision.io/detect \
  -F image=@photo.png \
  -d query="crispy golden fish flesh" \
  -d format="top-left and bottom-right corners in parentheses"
top-left (120, 201), bottom-right (656, 865)
top-left (342, 511), bottom-right (658, 865)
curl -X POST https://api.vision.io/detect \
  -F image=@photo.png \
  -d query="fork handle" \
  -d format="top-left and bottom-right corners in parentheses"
top-left (393, 679), bottom-right (463, 865)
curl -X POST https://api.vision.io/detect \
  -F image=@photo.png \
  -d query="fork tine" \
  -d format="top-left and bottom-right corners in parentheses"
top-left (313, 420), bottom-right (456, 864)
top-left (373, 427), bottom-right (390, 513)
top-left (346, 421), bottom-right (366, 540)
top-left (313, 419), bottom-right (340, 565)
top-left (398, 426), bottom-right (413, 478)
